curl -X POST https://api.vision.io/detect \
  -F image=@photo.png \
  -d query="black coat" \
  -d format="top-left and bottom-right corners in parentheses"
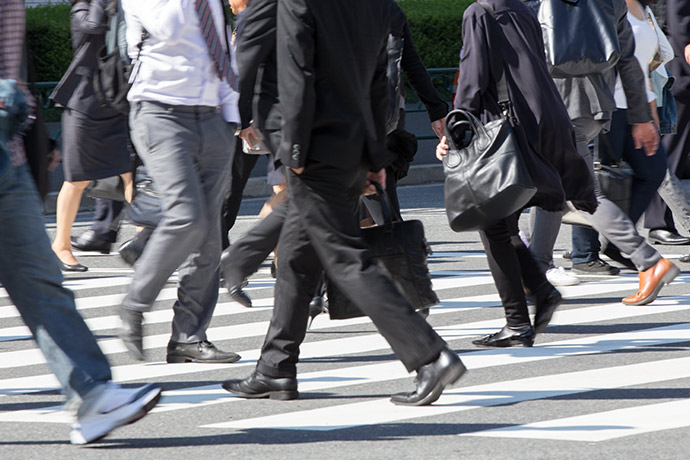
top-left (666, 0), bottom-right (690, 100)
top-left (236, 0), bottom-right (281, 131)
top-left (455, 0), bottom-right (596, 213)
top-left (276, 0), bottom-right (392, 172)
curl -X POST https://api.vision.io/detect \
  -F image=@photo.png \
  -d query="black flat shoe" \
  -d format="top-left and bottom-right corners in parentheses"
top-left (71, 230), bottom-right (111, 254)
top-left (472, 325), bottom-right (535, 348)
top-left (166, 340), bottom-right (240, 363)
top-left (222, 371), bottom-right (298, 400)
top-left (60, 261), bottom-right (88, 272)
top-left (534, 286), bottom-right (562, 334)
top-left (390, 347), bottom-right (466, 406)
top-left (118, 238), bottom-right (144, 267)
top-left (228, 284), bottom-right (252, 308)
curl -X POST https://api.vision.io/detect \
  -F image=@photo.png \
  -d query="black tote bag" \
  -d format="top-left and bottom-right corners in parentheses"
top-left (327, 184), bottom-right (438, 320)
top-left (442, 4), bottom-right (536, 232)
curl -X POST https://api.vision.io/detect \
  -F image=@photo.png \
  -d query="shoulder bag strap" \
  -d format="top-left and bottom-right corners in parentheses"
top-left (477, 2), bottom-right (510, 112)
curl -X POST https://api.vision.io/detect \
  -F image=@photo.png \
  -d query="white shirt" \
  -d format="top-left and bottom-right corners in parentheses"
top-left (122, 0), bottom-right (239, 123)
top-left (614, 10), bottom-right (659, 109)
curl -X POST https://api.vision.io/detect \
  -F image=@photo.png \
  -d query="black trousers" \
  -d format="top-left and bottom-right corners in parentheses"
top-left (480, 212), bottom-right (550, 329)
top-left (255, 161), bottom-right (446, 378)
top-left (645, 96), bottom-right (690, 231)
top-left (91, 198), bottom-right (124, 243)
top-left (223, 201), bottom-right (287, 286)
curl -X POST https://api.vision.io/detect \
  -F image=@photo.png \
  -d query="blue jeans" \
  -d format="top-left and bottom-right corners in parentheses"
top-left (0, 155), bottom-right (111, 406)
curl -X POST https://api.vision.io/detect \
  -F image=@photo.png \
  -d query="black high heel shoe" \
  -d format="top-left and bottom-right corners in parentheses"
top-left (60, 261), bottom-right (88, 272)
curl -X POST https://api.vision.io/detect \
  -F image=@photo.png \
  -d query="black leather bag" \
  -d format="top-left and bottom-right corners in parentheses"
top-left (442, 4), bottom-right (536, 233)
top-left (327, 185), bottom-right (438, 320)
top-left (85, 176), bottom-right (125, 202)
top-left (595, 162), bottom-right (633, 214)
top-left (525, 0), bottom-right (620, 78)
top-left (127, 164), bottom-right (163, 229)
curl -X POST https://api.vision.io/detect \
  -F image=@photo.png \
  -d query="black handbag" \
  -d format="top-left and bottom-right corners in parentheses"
top-left (442, 4), bottom-right (536, 233)
top-left (595, 162), bottom-right (633, 214)
top-left (85, 176), bottom-right (125, 202)
top-left (127, 164), bottom-right (163, 229)
top-left (524, 0), bottom-right (620, 78)
top-left (327, 184), bottom-right (438, 320)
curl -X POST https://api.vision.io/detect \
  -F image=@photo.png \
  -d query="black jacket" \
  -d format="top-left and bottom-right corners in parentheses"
top-left (456, 0), bottom-right (596, 212)
top-left (666, 0), bottom-right (690, 100)
top-left (276, 0), bottom-right (392, 172)
top-left (236, 0), bottom-right (281, 131)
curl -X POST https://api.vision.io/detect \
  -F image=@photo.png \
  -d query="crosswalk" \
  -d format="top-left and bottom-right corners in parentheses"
top-left (1, 248), bottom-right (689, 447)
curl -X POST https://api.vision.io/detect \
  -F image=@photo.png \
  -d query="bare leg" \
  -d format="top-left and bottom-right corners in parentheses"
top-left (52, 180), bottom-right (89, 266)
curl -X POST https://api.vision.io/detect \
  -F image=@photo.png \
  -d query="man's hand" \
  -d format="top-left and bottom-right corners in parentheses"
top-left (290, 166), bottom-right (305, 175)
top-left (685, 43), bottom-right (690, 66)
top-left (431, 117), bottom-right (446, 139)
top-left (435, 136), bottom-right (449, 161)
top-left (631, 121), bottom-right (660, 156)
top-left (239, 126), bottom-right (261, 147)
top-left (363, 168), bottom-right (386, 195)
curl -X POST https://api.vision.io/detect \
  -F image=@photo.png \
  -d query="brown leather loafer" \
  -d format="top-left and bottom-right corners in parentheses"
top-left (622, 258), bottom-right (680, 306)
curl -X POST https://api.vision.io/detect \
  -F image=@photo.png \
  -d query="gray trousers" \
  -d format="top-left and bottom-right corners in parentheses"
top-left (125, 101), bottom-right (235, 343)
top-left (529, 116), bottom-right (660, 272)
top-left (656, 169), bottom-right (690, 234)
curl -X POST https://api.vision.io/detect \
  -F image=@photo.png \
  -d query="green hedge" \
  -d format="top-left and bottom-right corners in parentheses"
top-left (25, 0), bottom-right (471, 83)
top-left (26, 3), bottom-right (72, 82)
top-left (398, 0), bottom-right (472, 69)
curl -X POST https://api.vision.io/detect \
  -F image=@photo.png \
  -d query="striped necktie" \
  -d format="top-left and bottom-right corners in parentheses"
top-left (194, 0), bottom-right (238, 90)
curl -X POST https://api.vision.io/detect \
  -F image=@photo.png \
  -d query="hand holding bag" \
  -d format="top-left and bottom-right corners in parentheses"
top-left (327, 183), bottom-right (438, 320)
top-left (442, 3), bottom-right (536, 232)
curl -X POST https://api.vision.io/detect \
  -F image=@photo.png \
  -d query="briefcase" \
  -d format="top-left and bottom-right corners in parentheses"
top-left (327, 185), bottom-right (438, 320)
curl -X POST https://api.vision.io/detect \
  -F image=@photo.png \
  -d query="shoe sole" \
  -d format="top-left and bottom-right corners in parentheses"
top-left (391, 360), bottom-right (467, 407)
top-left (222, 386), bottom-right (299, 401)
top-left (70, 385), bottom-right (162, 445)
top-left (166, 354), bottom-right (241, 364)
top-left (622, 265), bottom-right (681, 306)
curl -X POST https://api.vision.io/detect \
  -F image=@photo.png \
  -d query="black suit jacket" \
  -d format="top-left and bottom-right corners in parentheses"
top-left (666, 0), bottom-right (690, 100)
top-left (236, 0), bottom-right (281, 131)
top-left (276, 0), bottom-right (393, 172)
top-left (51, 0), bottom-right (116, 119)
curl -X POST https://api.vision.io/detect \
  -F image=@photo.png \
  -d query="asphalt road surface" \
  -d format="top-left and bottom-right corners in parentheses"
top-left (1, 183), bottom-right (689, 460)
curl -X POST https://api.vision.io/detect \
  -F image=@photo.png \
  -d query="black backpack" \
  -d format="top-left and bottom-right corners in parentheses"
top-left (92, 0), bottom-right (145, 115)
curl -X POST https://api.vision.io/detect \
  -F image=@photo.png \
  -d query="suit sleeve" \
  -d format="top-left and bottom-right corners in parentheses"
top-left (614, 1), bottom-right (652, 124)
top-left (237, 0), bottom-right (276, 129)
top-left (71, 0), bottom-right (107, 35)
top-left (454, 6), bottom-right (490, 115)
top-left (276, 0), bottom-right (315, 169)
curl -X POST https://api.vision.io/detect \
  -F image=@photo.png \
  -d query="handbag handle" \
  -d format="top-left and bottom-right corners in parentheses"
top-left (371, 181), bottom-right (399, 226)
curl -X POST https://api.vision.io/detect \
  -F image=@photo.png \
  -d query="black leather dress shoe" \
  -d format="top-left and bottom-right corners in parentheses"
top-left (227, 283), bottom-right (252, 308)
top-left (222, 371), bottom-right (298, 400)
top-left (390, 347), bottom-right (466, 406)
top-left (166, 340), bottom-right (240, 363)
top-left (472, 325), bottom-right (535, 348)
top-left (680, 254), bottom-right (690, 263)
top-left (119, 307), bottom-right (145, 361)
top-left (71, 230), bottom-right (111, 254)
top-left (534, 286), bottom-right (562, 334)
top-left (648, 229), bottom-right (690, 245)
top-left (118, 238), bottom-right (144, 267)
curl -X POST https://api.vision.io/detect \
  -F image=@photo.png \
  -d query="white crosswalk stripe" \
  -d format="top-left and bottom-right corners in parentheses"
top-left (0, 251), bottom-right (689, 447)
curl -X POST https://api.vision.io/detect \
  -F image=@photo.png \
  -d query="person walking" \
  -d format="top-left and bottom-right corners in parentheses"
top-left (50, 0), bottom-right (133, 272)
top-left (118, 0), bottom-right (242, 364)
top-left (223, 0), bottom-right (466, 406)
top-left (0, 1), bottom-right (160, 445)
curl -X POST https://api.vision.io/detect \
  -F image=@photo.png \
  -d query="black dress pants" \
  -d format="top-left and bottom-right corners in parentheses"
top-left (255, 161), bottom-right (446, 378)
top-left (223, 201), bottom-right (287, 286)
top-left (221, 141), bottom-right (259, 249)
top-left (645, 96), bottom-right (690, 232)
top-left (91, 198), bottom-right (124, 243)
top-left (480, 212), bottom-right (550, 329)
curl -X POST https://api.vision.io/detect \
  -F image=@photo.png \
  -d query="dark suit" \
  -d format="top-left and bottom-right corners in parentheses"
top-left (254, 0), bottom-right (446, 379)
top-left (220, 0), bottom-right (284, 249)
top-left (645, 0), bottom-right (690, 232)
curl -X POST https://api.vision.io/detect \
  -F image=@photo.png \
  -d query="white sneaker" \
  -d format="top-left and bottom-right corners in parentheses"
top-left (546, 266), bottom-right (580, 286)
top-left (70, 382), bottom-right (162, 445)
